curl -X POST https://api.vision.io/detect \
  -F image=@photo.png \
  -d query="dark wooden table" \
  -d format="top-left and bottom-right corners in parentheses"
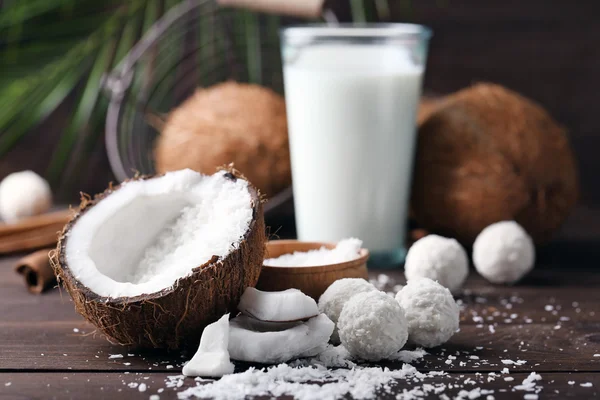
top-left (1, 243), bottom-right (599, 399)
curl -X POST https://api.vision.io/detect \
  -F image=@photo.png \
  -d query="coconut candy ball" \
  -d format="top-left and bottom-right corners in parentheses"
top-left (473, 220), bottom-right (535, 284)
top-left (0, 171), bottom-right (52, 223)
top-left (318, 278), bottom-right (378, 344)
top-left (338, 290), bottom-right (408, 361)
top-left (404, 234), bottom-right (469, 293)
top-left (396, 277), bottom-right (459, 348)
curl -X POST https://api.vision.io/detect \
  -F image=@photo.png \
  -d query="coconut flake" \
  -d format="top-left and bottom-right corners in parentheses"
top-left (513, 372), bottom-right (542, 391)
top-left (264, 238), bottom-right (362, 267)
top-left (387, 348), bottom-right (428, 363)
top-left (238, 287), bottom-right (319, 322)
top-left (228, 314), bottom-right (334, 364)
top-left (182, 314), bottom-right (234, 377)
top-left (65, 169), bottom-right (253, 298)
top-left (177, 363), bottom-right (422, 400)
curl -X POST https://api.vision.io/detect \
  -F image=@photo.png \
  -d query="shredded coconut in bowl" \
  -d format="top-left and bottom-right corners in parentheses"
top-left (264, 238), bottom-right (362, 267)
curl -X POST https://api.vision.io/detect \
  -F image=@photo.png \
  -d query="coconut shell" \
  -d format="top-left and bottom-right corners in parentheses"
top-left (412, 83), bottom-right (578, 245)
top-left (154, 81), bottom-right (291, 198)
top-left (51, 171), bottom-right (266, 349)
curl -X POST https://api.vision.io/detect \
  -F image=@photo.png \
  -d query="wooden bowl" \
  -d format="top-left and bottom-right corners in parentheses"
top-left (255, 240), bottom-right (370, 300)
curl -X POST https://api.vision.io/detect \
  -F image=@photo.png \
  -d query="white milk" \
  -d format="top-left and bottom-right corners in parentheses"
top-left (283, 44), bottom-right (423, 253)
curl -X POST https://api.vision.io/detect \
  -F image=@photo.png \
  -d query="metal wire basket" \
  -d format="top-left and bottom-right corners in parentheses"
top-left (103, 0), bottom-right (316, 212)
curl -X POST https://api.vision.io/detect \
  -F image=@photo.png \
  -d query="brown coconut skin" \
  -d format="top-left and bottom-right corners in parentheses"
top-left (412, 83), bottom-right (578, 245)
top-left (154, 81), bottom-right (291, 198)
top-left (51, 172), bottom-right (266, 349)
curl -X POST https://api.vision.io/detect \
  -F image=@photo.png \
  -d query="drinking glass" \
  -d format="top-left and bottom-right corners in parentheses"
top-left (281, 24), bottom-right (431, 266)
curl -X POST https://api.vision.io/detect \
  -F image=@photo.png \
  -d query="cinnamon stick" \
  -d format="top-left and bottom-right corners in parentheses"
top-left (0, 209), bottom-right (72, 237)
top-left (14, 248), bottom-right (56, 294)
top-left (0, 223), bottom-right (64, 254)
top-left (0, 209), bottom-right (72, 254)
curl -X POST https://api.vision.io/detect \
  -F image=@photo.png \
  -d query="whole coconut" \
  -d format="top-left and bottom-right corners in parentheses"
top-left (155, 82), bottom-right (291, 198)
top-left (412, 83), bottom-right (578, 245)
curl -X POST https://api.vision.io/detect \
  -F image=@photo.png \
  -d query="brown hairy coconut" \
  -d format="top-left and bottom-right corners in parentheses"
top-left (154, 81), bottom-right (291, 198)
top-left (412, 83), bottom-right (578, 245)
top-left (51, 169), bottom-right (265, 349)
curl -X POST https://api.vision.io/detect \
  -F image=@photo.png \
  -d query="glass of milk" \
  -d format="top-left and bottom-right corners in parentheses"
top-left (281, 24), bottom-right (431, 267)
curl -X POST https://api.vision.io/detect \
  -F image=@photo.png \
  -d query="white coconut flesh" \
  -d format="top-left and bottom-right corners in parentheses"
top-left (238, 287), bottom-right (319, 322)
top-left (183, 314), bottom-right (234, 377)
top-left (228, 313), bottom-right (334, 364)
top-left (64, 169), bottom-right (253, 298)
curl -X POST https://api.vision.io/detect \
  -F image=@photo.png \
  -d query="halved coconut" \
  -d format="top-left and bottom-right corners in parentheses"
top-left (51, 169), bottom-right (265, 349)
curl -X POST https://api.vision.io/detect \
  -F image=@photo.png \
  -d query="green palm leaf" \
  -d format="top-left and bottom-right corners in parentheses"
top-left (0, 0), bottom-right (163, 187)
top-left (0, 0), bottom-right (385, 191)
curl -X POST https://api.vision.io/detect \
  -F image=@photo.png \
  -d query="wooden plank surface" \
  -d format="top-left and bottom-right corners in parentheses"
top-left (1, 247), bottom-right (599, 399)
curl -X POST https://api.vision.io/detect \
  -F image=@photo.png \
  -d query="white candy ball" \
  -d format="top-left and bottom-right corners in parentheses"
top-left (404, 235), bottom-right (468, 293)
top-left (396, 277), bottom-right (459, 348)
top-left (318, 278), bottom-right (377, 344)
top-left (0, 171), bottom-right (52, 223)
top-left (338, 290), bottom-right (408, 361)
top-left (473, 221), bottom-right (535, 284)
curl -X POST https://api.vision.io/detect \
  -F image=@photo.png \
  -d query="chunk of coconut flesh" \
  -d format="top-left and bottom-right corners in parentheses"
top-left (64, 169), bottom-right (253, 298)
top-left (228, 313), bottom-right (334, 364)
top-left (238, 287), bottom-right (319, 322)
top-left (182, 314), bottom-right (234, 377)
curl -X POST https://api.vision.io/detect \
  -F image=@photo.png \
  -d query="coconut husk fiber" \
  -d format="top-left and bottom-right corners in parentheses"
top-left (412, 83), bottom-right (578, 245)
top-left (154, 81), bottom-right (290, 198)
top-left (51, 171), bottom-right (266, 349)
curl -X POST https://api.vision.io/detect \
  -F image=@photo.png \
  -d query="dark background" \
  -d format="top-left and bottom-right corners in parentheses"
top-left (1, 0), bottom-right (599, 239)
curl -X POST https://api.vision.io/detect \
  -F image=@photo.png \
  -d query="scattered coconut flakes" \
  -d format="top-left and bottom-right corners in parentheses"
top-left (264, 238), bottom-right (362, 267)
top-left (166, 375), bottom-right (185, 388)
top-left (568, 381), bottom-right (575, 385)
top-left (138, 383), bottom-right (147, 392)
top-left (594, 354), bottom-right (600, 357)
top-left (501, 359), bottom-right (526, 365)
top-left (388, 348), bottom-right (427, 363)
top-left (524, 394), bottom-right (538, 400)
top-left (73, 328), bottom-right (79, 333)
top-left (501, 368), bottom-right (510, 374)
top-left (292, 345), bottom-right (356, 368)
top-left (580, 382), bottom-right (593, 387)
top-left (109, 354), bottom-right (124, 359)
top-left (178, 364), bottom-right (425, 400)
top-left (513, 372), bottom-right (542, 391)
top-left (5, 383), bottom-right (11, 387)
top-left (150, 395), bottom-right (160, 400)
